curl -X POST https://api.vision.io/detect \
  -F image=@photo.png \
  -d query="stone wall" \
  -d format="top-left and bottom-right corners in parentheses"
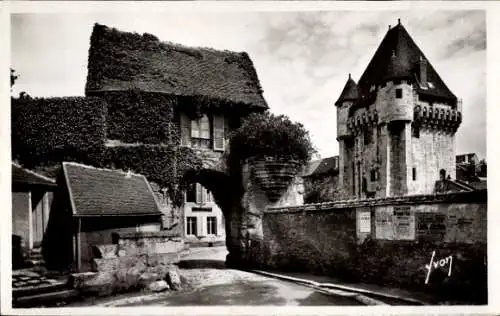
top-left (409, 128), bottom-right (456, 194)
top-left (338, 80), bottom-right (459, 200)
top-left (260, 190), bottom-right (487, 303)
top-left (72, 231), bottom-right (184, 296)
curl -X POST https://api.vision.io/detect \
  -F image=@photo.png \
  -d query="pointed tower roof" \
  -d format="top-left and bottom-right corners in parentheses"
top-left (357, 20), bottom-right (457, 103)
top-left (335, 73), bottom-right (360, 106)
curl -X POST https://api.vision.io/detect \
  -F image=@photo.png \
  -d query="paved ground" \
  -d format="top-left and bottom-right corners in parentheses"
top-left (80, 246), bottom-right (362, 306)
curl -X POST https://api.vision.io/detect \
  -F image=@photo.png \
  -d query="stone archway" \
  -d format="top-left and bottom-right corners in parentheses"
top-left (182, 158), bottom-right (305, 269)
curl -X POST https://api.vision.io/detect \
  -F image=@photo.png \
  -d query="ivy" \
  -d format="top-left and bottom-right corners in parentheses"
top-left (11, 97), bottom-right (107, 168)
top-left (11, 96), bottom-right (203, 207)
top-left (101, 91), bottom-right (179, 144)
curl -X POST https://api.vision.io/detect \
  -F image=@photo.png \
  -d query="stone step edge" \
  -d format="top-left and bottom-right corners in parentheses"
top-left (249, 269), bottom-right (426, 306)
top-left (13, 289), bottom-right (81, 307)
top-left (13, 280), bottom-right (69, 298)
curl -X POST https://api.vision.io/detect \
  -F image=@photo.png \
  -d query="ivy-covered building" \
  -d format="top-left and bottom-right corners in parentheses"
top-left (84, 23), bottom-right (268, 245)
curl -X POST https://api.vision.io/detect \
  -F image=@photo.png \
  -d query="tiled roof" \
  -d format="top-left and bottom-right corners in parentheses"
top-left (85, 23), bottom-right (268, 110)
top-left (335, 74), bottom-right (359, 106)
top-left (345, 21), bottom-right (457, 115)
top-left (12, 163), bottom-right (56, 187)
top-left (63, 162), bottom-right (162, 217)
top-left (303, 156), bottom-right (339, 177)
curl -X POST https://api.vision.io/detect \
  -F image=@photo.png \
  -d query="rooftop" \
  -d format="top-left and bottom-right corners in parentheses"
top-left (12, 163), bottom-right (57, 188)
top-left (62, 162), bottom-right (162, 217)
top-left (340, 20), bottom-right (457, 114)
top-left (303, 156), bottom-right (339, 177)
top-left (85, 23), bottom-right (268, 110)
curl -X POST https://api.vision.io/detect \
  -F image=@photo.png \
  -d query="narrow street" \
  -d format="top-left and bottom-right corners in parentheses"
top-left (75, 246), bottom-right (362, 306)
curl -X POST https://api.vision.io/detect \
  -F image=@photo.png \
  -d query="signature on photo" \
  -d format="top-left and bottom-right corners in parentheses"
top-left (425, 250), bottom-right (453, 284)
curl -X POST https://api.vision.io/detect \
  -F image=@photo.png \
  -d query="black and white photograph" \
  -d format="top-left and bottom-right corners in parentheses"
top-left (1, 1), bottom-right (497, 314)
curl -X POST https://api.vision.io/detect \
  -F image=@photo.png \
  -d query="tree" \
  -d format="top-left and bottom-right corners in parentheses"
top-left (10, 68), bottom-right (18, 89)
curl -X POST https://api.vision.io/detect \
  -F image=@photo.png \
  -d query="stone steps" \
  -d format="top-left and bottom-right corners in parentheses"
top-left (13, 279), bottom-right (69, 298)
top-left (13, 289), bottom-right (81, 308)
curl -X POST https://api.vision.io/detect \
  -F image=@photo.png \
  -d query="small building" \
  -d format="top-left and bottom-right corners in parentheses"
top-left (12, 163), bottom-right (56, 268)
top-left (85, 23), bottom-right (268, 246)
top-left (302, 156), bottom-right (339, 203)
top-left (43, 162), bottom-right (163, 272)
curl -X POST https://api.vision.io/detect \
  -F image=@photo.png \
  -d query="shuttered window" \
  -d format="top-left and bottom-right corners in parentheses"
top-left (213, 114), bottom-right (225, 151)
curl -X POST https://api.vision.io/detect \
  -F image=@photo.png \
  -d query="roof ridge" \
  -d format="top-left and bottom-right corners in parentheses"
top-left (12, 162), bottom-right (56, 183)
top-left (63, 161), bottom-right (145, 178)
top-left (97, 23), bottom-right (246, 58)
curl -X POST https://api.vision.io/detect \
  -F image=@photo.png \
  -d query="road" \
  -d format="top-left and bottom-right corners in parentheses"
top-left (87, 246), bottom-right (363, 306)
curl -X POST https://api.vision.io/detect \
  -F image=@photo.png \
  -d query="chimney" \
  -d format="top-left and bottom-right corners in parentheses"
top-left (419, 56), bottom-right (427, 87)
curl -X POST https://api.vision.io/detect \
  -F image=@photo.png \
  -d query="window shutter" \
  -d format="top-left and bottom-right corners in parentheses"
top-left (213, 114), bottom-right (225, 151)
top-left (180, 113), bottom-right (191, 146)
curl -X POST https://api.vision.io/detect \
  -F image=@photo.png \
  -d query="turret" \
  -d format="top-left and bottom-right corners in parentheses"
top-left (335, 73), bottom-right (359, 139)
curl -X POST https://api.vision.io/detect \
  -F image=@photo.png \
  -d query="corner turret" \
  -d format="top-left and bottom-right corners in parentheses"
top-left (336, 73), bottom-right (359, 139)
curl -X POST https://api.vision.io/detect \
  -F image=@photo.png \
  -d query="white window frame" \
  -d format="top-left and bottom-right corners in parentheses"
top-left (207, 216), bottom-right (217, 235)
top-left (186, 217), bottom-right (197, 236)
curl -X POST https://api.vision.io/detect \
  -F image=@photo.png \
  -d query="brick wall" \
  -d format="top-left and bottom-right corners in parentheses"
top-left (260, 191), bottom-right (487, 302)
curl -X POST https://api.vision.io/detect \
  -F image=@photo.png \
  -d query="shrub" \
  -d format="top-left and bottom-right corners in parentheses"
top-left (227, 112), bottom-right (315, 166)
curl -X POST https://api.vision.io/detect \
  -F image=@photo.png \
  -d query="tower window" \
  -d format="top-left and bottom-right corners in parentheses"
top-left (370, 169), bottom-right (379, 182)
top-left (395, 88), bottom-right (403, 99)
top-left (393, 79), bottom-right (401, 85)
top-left (412, 125), bottom-right (420, 138)
top-left (364, 129), bottom-right (373, 145)
top-left (412, 167), bottom-right (417, 181)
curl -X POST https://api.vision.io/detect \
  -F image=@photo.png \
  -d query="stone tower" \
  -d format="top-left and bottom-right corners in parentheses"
top-left (335, 20), bottom-right (462, 199)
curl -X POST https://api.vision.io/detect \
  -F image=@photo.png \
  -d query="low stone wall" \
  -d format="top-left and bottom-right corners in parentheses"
top-left (72, 231), bottom-right (185, 297)
top-left (259, 190), bottom-right (487, 303)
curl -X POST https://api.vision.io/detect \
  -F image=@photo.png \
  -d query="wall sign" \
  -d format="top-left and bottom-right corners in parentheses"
top-left (375, 207), bottom-right (415, 240)
top-left (417, 213), bottom-right (446, 241)
top-left (375, 208), bottom-right (394, 239)
top-left (358, 211), bottom-right (371, 233)
top-left (393, 207), bottom-right (415, 240)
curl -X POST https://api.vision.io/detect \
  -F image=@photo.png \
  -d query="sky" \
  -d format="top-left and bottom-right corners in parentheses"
top-left (10, 10), bottom-right (486, 160)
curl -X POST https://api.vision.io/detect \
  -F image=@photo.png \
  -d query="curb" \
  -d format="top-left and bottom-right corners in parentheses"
top-left (249, 270), bottom-right (426, 306)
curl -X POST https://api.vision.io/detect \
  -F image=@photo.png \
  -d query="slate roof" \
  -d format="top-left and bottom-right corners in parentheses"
top-left (12, 163), bottom-right (56, 188)
top-left (85, 23), bottom-right (268, 110)
top-left (335, 74), bottom-right (360, 106)
top-left (359, 21), bottom-right (456, 100)
top-left (343, 20), bottom-right (457, 114)
top-left (303, 156), bottom-right (339, 177)
top-left (62, 162), bottom-right (162, 217)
